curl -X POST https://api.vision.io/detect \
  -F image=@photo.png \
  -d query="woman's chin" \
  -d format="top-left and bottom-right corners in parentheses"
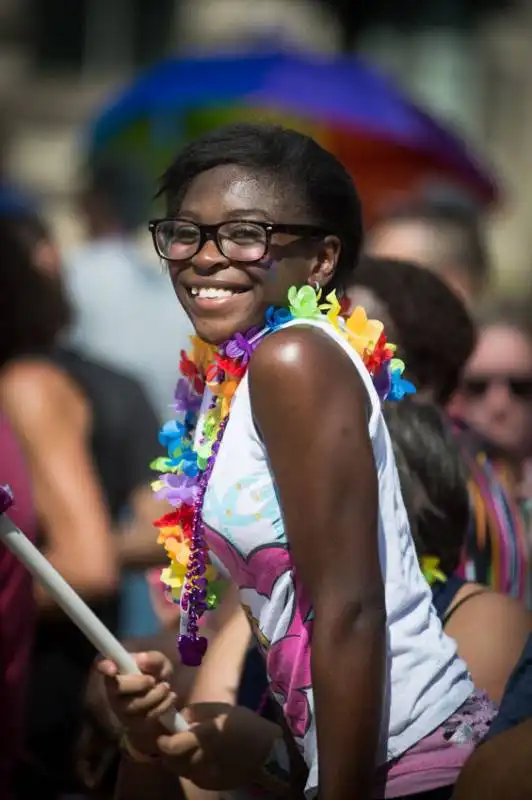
top-left (191, 308), bottom-right (267, 345)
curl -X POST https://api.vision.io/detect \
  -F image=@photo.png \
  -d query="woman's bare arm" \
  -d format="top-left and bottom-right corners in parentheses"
top-left (188, 583), bottom-right (251, 705)
top-left (250, 327), bottom-right (386, 800)
top-left (0, 360), bottom-right (117, 607)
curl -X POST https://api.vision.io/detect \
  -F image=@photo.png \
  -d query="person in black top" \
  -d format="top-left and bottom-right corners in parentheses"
top-left (0, 209), bottom-right (168, 798)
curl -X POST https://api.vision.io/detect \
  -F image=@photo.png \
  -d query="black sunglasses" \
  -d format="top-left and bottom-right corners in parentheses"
top-left (148, 218), bottom-right (330, 263)
top-left (462, 375), bottom-right (532, 400)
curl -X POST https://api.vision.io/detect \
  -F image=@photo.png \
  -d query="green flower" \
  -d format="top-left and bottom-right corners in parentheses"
top-left (203, 415), bottom-right (217, 439)
top-left (287, 285), bottom-right (322, 319)
top-left (196, 441), bottom-right (212, 471)
top-left (150, 456), bottom-right (175, 473)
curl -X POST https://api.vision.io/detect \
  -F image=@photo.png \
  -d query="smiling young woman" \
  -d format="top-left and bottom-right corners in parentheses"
top-left (101, 123), bottom-right (495, 800)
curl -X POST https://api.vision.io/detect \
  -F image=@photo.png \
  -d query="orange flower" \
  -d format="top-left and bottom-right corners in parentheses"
top-left (191, 336), bottom-right (217, 376)
top-left (164, 537), bottom-right (191, 566)
top-left (210, 378), bottom-right (239, 417)
top-left (344, 306), bottom-right (384, 358)
top-left (156, 524), bottom-right (184, 546)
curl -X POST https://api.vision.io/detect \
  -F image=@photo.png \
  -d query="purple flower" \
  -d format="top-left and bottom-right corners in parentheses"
top-left (155, 473), bottom-right (199, 506)
top-left (373, 366), bottom-right (392, 403)
top-left (173, 378), bottom-right (201, 415)
top-left (223, 327), bottom-right (261, 365)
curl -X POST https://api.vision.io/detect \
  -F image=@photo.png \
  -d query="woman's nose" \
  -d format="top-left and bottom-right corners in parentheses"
top-left (484, 381), bottom-right (512, 414)
top-left (192, 237), bottom-right (227, 269)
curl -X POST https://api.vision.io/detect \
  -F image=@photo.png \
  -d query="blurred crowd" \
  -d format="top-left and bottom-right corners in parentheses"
top-left (2, 127), bottom-right (532, 800)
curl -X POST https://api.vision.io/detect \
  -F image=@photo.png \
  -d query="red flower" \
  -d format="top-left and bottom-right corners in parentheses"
top-left (154, 505), bottom-right (194, 536)
top-left (205, 363), bottom-right (223, 385)
top-left (215, 354), bottom-right (246, 380)
top-left (180, 350), bottom-right (204, 394)
top-left (364, 333), bottom-right (393, 375)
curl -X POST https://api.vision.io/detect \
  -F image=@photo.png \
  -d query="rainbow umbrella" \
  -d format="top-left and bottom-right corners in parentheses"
top-left (87, 51), bottom-right (497, 224)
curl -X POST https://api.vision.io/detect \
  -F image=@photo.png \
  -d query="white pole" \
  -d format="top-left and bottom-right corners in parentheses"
top-left (0, 486), bottom-right (188, 733)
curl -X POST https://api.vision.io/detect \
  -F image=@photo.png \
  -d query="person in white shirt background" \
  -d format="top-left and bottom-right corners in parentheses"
top-left (65, 157), bottom-right (192, 638)
top-left (65, 156), bottom-right (193, 424)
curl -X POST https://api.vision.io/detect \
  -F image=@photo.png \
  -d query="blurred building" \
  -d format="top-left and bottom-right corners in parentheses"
top-left (1, 0), bottom-right (532, 286)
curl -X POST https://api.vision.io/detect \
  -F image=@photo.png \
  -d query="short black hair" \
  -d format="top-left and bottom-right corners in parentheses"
top-left (371, 197), bottom-right (490, 292)
top-left (0, 211), bottom-right (69, 367)
top-left (158, 123), bottom-right (363, 292)
top-left (349, 256), bottom-right (476, 404)
top-left (384, 399), bottom-right (469, 576)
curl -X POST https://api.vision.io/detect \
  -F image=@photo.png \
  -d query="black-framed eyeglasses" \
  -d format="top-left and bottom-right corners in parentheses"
top-left (148, 218), bottom-right (330, 263)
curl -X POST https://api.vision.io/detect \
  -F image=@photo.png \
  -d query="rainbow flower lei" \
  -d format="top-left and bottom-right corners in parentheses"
top-left (152, 286), bottom-right (415, 665)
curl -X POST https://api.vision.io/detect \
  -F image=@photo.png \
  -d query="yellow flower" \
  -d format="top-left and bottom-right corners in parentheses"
top-left (320, 290), bottom-right (341, 329)
top-left (344, 306), bottom-right (384, 357)
top-left (161, 553), bottom-right (217, 602)
top-left (420, 556), bottom-right (446, 586)
top-left (161, 561), bottom-right (187, 600)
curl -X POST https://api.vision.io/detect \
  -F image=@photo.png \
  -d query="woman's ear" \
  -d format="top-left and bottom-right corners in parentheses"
top-left (310, 236), bottom-right (341, 287)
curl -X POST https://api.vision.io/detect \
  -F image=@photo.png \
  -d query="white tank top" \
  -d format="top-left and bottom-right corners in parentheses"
top-left (200, 317), bottom-right (473, 798)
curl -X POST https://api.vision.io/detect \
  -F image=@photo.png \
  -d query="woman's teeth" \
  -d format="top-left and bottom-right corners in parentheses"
top-left (190, 287), bottom-right (239, 298)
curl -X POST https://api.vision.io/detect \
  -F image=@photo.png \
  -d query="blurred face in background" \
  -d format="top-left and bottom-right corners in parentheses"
top-left (366, 219), bottom-right (476, 307)
top-left (32, 236), bottom-right (62, 278)
top-left (457, 324), bottom-right (532, 461)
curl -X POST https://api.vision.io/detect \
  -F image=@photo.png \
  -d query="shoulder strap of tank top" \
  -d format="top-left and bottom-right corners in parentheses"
top-left (443, 588), bottom-right (488, 625)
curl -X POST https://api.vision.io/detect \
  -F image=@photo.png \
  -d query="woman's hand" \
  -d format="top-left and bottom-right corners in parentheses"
top-left (156, 703), bottom-right (287, 793)
top-left (97, 651), bottom-right (176, 755)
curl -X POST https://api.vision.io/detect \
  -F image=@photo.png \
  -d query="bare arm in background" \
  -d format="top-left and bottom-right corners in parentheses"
top-left (0, 360), bottom-right (117, 608)
top-left (116, 487), bottom-right (168, 568)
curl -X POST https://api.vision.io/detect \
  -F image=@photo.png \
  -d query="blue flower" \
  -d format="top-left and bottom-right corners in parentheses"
top-left (180, 452), bottom-right (200, 477)
top-left (169, 447), bottom-right (199, 477)
top-left (388, 370), bottom-right (416, 402)
top-left (184, 409), bottom-right (198, 430)
top-left (265, 306), bottom-right (293, 330)
top-left (158, 420), bottom-right (186, 447)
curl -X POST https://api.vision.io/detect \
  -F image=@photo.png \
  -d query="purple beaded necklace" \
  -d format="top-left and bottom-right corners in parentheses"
top-left (165, 325), bottom-right (266, 667)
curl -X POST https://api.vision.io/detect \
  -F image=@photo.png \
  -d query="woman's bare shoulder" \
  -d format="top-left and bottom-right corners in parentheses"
top-left (0, 358), bottom-right (88, 431)
top-left (446, 583), bottom-right (531, 702)
top-left (448, 583), bottom-right (531, 634)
